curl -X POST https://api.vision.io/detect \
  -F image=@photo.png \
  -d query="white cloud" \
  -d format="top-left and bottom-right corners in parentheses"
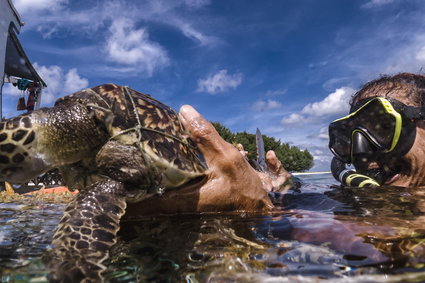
top-left (252, 99), bottom-right (282, 112)
top-left (33, 64), bottom-right (89, 104)
top-left (144, 1), bottom-right (219, 46)
top-left (13, 0), bottom-right (67, 14)
top-left (382, 43), bottom-right (425, 74)
top-left (13, 0), bottom-right (217, 47)
top-left (307, 127), bottom-right (329, 140)
top-left (264, 89), bottom-right (287, 96)
top-left (328, 5), bottom-right (425, 81)
top-left (2, 64), bottom-right (89, 107)
top-left (105, 19), bottom-right (169, 76)
top-left (308, 61), bottom-right (328, 70)
top-left (322, 77), bottom-right (351, 91)
top-left (281, 87), bottom-right (355, 126)
top-left (416, 45), bottom-right (425, 61)
top-left (184, 0), bottom-right (211, 9)
top-left (63, 69), bottom-right (89, 94)
top-left (10, 0), bottom-right (219, 78)
top-left (173, 20), bottom-right (217, 46)
top-left (311, 152), bottom-right (333, 171)
top-left (296, 143), bottom-right (333, 172)
top-left (2, 84), bottom-right (21, 98)
top-left (317, 127), bottom-right (329, 140)
top-left (349, 35), bottom-right (425, 76)
top-left (301, 87), bottom-right (355, 116)
top-left (281, 113), bottom-right (311, 126)
top-left (197, 69), bottom-right (243, 94)
top-left (361, 0), bottom-right (396, 9)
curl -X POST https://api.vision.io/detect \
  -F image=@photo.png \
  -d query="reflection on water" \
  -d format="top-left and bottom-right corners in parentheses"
top-left (1, 173), bottom-right (425, 282)
top-left (0, 201), bottom-right (65, 282)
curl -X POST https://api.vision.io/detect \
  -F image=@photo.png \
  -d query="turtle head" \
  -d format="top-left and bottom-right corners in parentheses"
top-left (0, 101), bottom-right (110, 184)
top-left (0, 115), bottom-right (51, 184)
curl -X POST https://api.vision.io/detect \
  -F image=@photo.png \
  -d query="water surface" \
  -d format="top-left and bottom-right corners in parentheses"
top-left (1, 173), bottom-right (425, 282)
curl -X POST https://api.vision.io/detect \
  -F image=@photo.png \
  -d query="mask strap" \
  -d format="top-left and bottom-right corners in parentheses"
top-left (403, 106), bottom-right (425, 120)
top-left (349, 97), bottom-right (375, 113)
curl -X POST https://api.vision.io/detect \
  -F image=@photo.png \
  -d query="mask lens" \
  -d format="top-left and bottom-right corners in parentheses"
top-left (359, 102), bottom-right (397, 148)
top-left (329, 122), bottom-right (351, 163)
top-left (328, 98), bottom-right (399, 163)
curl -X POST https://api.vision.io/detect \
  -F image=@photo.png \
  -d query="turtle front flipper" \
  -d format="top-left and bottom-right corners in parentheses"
top-left (45, 177), bottom-right (126, 282)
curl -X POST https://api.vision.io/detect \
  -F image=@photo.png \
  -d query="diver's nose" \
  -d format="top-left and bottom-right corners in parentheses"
top-left (351, 131), bottom-right (379, 164)
top-left (351, 131), bottom-right (386, 185)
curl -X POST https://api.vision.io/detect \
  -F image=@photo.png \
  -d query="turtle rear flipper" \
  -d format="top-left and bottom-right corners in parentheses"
top-left (45, 178), bottom-right (127, 282)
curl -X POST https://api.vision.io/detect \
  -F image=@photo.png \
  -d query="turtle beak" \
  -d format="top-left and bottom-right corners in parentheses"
top-left (125, 185), bottom-right (169, 203)
top-left (126, 189), bottom-right (155, 203)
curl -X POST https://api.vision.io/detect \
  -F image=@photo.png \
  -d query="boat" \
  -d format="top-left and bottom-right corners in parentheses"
top-left (0, 0), bottom-right (65, 194)
top-left (0, 0), bottom-right (47, 117)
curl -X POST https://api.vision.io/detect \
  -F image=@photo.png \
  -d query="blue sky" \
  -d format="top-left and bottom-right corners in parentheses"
top-left (5, 0), bottom-right (425, 171)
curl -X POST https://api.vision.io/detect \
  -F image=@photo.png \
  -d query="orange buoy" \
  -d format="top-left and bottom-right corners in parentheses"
top-left (25, 186), bottom-right (79, 195)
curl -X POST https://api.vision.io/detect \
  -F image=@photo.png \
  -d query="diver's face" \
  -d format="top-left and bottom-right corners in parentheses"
top-left (355, 91), bottom-right (425, 187)
top-left (388, 122), bottom-right (425, 187)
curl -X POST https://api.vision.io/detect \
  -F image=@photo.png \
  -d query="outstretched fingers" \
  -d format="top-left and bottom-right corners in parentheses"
top-left (265, 150), bottom-right (293, 193)
top-left (179, 105), bottom-right (241, 166)
top-left (178, 104), bottom-right (273, 211)
top-left (266, 151), bottom-right (283, 174)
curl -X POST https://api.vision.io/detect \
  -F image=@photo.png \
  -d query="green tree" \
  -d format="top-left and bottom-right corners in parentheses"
top-left (211, 122), bottom-right (314, 172)
top-left (211, 122), bottom-right (234, 142)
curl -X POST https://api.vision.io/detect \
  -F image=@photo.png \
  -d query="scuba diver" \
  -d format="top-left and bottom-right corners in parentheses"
top-left (328, 73), bottom-right (425, 188)
top-left (136, 72), bottom-right (425, 215)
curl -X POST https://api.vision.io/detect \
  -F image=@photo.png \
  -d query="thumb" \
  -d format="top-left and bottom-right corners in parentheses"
top-left (179, 105), bottom-right (232, 161)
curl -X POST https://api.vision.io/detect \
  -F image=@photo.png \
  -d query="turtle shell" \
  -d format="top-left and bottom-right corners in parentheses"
top-left (55, 84), bottom-right (206, 188)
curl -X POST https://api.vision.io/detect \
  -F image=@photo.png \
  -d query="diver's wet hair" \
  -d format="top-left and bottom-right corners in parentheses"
top-left (350, 73), bottom-right (425, 107)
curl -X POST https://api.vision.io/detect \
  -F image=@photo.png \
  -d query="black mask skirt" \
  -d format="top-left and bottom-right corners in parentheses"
top-left (328, 97), bottom-right (421, 184)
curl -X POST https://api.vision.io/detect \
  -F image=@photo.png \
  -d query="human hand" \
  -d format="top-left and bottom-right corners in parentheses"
top-left (235, 144), bottom-right (293, 193)
top-left (125, 105), bottom-right (283, 216)
top-left (178, 105), bottom-right (273, 212)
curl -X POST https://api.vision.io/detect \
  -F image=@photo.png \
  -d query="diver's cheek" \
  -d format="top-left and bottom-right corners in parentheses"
top-left (394, 128), bottom-right (425, 187)
top-left (397, 155), bottom-right (425, 187)
top-left (390, 174), bottom-right (413, 187)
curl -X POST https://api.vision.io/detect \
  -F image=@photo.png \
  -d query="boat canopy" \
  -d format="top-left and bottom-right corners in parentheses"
top-left (0, 0), bottom-right (46, 117)
top-left (5, 25), bottom-right (46, 86)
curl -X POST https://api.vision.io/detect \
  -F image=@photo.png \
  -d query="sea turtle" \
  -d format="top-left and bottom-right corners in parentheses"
top-left (0, 84), bottom-right (206, 281)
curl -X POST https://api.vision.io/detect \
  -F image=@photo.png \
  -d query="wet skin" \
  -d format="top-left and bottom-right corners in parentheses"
top-left (126, 105), bottom-right (292, 216)
top-left (125, 103), bottom-right (425, 267)
top-left (335, 87), bottom-right (425, 262)
top-left (126, 105), bottom-right (425, 264)
top-left (352, 91), bottom-right (425, 188)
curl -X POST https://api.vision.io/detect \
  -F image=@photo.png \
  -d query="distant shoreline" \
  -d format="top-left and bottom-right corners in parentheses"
top-left (292, 171), bottom-right (331, 176)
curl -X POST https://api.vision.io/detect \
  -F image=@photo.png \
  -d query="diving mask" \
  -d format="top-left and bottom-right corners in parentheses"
top-left (328, 97), bottom-right (420, 166)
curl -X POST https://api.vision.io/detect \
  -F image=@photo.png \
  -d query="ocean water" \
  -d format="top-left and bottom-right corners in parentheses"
top-left (1, 173), bottom-right (425, 282)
